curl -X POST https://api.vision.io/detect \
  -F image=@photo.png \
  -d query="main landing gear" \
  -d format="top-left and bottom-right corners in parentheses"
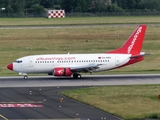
top-left (23, 74), bottom-right (81, 79)
top-left (24, 75), bottom-right (28, 79)
top-left (73, 73), bottom-right (81, 79)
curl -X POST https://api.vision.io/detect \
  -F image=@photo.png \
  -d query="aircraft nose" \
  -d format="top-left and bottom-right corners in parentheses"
top-left (7, 63), bottom-right (13, 71)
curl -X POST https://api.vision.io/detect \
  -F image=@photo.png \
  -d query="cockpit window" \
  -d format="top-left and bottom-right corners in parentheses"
top-left (14, 60), bottom-right (22, 63)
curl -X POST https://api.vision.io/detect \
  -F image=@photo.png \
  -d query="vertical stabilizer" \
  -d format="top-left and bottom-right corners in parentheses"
top-left (107, 25), bottom-right (147, 55)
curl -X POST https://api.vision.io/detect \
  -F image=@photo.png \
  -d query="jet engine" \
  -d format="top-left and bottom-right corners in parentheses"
top-left (49, 68), bottom-right (72, 76)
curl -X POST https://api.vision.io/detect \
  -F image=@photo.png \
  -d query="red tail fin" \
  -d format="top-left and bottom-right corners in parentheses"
top-left (107, 25), bottom-right (147, 55)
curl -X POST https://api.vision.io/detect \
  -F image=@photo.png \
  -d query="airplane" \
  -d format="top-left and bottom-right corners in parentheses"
top-left (7, 24), bottom-right (147, 79)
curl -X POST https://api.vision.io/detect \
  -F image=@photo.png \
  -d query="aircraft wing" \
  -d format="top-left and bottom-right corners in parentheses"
top-left (70, 63), bottom-right (102, 73)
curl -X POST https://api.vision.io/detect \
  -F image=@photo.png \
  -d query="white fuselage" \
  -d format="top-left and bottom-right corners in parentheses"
top-left (12, 54), bottom-right (131, 74)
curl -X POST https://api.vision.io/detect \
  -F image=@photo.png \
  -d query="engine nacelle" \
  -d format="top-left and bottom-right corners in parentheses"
top-left (53, 68), bottom-right (72, 76)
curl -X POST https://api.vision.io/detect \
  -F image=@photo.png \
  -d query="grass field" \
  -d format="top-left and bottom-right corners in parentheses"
top-left (61, 85), bottom-right (160, 120)
top-left (0, 16), bottom-right (160, 26)
top-left (1, 17), bottom-right (160, 119)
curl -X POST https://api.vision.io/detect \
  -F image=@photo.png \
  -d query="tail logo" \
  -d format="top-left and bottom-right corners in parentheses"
top-left (127, 26), bottom-right (142, 54)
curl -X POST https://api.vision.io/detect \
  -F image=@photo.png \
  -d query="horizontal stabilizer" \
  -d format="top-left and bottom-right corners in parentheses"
top-left (130, 52), bottom-right (145, 58)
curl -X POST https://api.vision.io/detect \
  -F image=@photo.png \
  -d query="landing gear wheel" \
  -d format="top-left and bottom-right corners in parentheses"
top-left (77, 74), bottom-right (81, 79)
top-left (73, 74), bottom-right (77, 78)
top-left (73, 74), bottom-right (81, 79)
top-left (24, 75), bottom-right (28, 80)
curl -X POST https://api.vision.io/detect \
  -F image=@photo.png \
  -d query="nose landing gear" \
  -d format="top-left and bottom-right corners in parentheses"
top-left (19, 73), bottom-right (28, 79)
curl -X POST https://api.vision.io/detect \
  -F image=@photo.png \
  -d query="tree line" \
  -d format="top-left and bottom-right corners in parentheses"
top-left (0, 0), bottom-right (160, 15)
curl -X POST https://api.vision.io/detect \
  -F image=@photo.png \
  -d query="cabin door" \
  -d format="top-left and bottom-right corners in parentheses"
top-left (115, 56), bottom-right (120, 66)
top-left (29, 57), bottom-right (34, 67)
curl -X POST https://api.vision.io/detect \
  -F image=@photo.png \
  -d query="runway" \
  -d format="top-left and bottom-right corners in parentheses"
top-left (0, 74), bottom-right (159, 120)
top-left (0, 74), bottom-right (160, 87)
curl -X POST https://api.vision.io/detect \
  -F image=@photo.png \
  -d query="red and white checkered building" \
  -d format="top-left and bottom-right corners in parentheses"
top-left (47, 10), bottom-right (65, 18)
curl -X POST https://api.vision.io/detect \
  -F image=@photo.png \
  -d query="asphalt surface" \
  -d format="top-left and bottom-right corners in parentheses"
top-left (0, 74), bottom-right (160, 87)
top-left (0, 74), bottom-right (160, 120)
top-left (0, 86), bottom-right (121, 120)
